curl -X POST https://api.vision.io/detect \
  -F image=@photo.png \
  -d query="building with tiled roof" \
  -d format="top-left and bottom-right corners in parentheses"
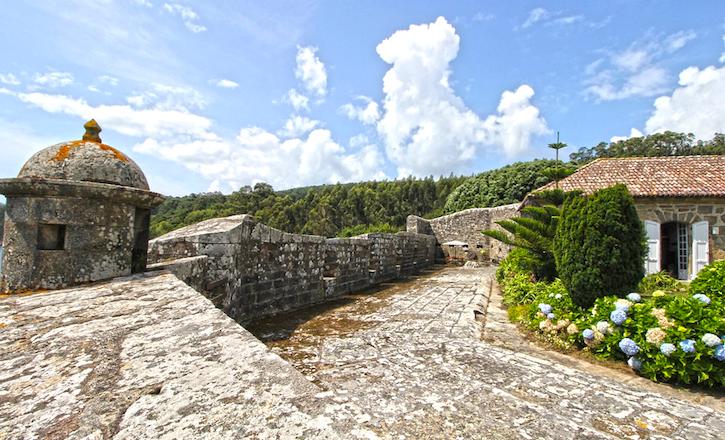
top-left (530, 155), bottom-right (725, 280)
top-left (534, 155), bottom-right (725, 197)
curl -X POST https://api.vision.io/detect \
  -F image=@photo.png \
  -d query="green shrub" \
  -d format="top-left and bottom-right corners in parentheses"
top-left (499, 273), bottom-right (538, 306)
top-left (554, 184), bottom-right (646, 308)
top-left (495, 248), bottom-right (539, 284)
top-left (690, 260), bottom-right (725, 300)
top-left (637, 271), bottom-right (683, 295)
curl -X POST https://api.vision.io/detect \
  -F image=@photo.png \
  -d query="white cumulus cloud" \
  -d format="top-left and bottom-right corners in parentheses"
top-left (295, 46), bottom-right (327, 98)
top-left (33, 71), bottom-right (74, 88)
top-left (126, 83), bottom-right (206, 110)
top-left (0, 73), bottom-right (21, 86)
top-left (135, 127), bottom-right (386, 191)
top-left (340, 96), bottom-right (380, 125)
top-left (0, 87), bottom-right (211, 138)
top-left (285, 88), bottom-right (309, 111)
top-left (644, 64), bottom-right (725, 138)
top-left (163, 3), bottom-right (206, 33)
top-left (610, 128), bottom-right (643, 143)
top-left (277, 115), bottom-right (320, 138)
top-left (98, 75), bottom-right (119, 86)
top-left (215, 79), bottom-right (239, 89)
top-left (585, 30), bottom-right (697, 101)
top-left (375, 16), bottom-right (549, 177)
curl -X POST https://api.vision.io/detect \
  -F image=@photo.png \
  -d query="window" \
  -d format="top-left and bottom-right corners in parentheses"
top-left (37, 224), bottom-right (66, 250)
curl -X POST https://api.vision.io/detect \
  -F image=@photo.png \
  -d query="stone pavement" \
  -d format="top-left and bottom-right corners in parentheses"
top-left (1, 267), bottom-right (723, 439)
top-left (251, 266), bottom-right (725, 440)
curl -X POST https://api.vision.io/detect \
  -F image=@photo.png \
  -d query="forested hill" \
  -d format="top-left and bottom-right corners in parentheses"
top-left (151, 176), bottom-right (469, 238)
top-left (150, 131), bottom-right (724, 239)
top-left (150, 159), bottom-right (561, 239)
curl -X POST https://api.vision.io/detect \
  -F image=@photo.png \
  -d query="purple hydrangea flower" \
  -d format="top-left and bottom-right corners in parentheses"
top-left (538, 303), bottom-right (553, 315)
top-left (714, 345), bottom-right (725, 362)
top-left (660, 343), bottom-right (676, 357)
top-left (679, 339), bottom-right (696, 353)
top-left (627, 357), bottom-right (642, 370)
top-left (610, 309), bottom-right (627, 326)
top-left (692, 294), bottom-right (711, 305)
top-left (626, 293), bottom-right (641, 302)
top-left (582, 329), bottom-right (594, 340)
top-left (547, 313), bottom-right (556, 320)
top-left (619, 338), bottom-right (640, 356)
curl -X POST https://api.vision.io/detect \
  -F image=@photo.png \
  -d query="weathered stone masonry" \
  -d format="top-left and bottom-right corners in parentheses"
top-left (148, 215), bottom-right (436, 323)
top-left (635, 197), bottom-right (725, 261)
top-left (406, 203), bottom-right (520, 262)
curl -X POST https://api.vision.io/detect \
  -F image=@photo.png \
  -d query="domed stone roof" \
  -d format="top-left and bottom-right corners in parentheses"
top-left (17, 120), bottom-right (150, 190)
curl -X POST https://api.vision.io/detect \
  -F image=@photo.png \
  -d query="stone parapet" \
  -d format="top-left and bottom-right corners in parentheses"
top-left (406, 203), bottom-right (520, 263)
top-left (148, 215), bottom-right (437, 323)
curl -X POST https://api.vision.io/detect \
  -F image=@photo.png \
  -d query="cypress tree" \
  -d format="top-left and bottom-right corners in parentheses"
top-left (554, 184), bottom-right (646, 308)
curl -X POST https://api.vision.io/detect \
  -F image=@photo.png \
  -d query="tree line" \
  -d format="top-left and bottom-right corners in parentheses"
top-left (150, 131), bottom-right (723, 239)
top-left (151, 176), bottom-right (468, 238)
top-left (569, 131), bottom-right (724, 163)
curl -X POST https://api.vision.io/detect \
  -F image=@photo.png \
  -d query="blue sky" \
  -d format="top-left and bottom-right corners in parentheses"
top-left (0, 0), bottom-right (723, 197)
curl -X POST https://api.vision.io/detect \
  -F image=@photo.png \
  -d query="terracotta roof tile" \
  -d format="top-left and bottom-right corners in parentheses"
top-left (534, 155), bottom-right (725, 197)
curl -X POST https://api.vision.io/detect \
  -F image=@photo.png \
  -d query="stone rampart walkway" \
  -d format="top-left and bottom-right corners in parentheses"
top-left (252, 266), bottom-right (725, 439)
top-left (1, 267), bottom-right (723, 439)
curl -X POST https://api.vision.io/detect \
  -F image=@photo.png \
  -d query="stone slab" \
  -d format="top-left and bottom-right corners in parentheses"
top-left (0, 272), bottom-right (340, 440)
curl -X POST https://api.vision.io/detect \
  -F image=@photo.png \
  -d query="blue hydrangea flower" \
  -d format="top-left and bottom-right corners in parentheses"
top-left (547, 313), bottom-right (556, 320)
top-left (627, 357), bottom-right (642, 370)
top-left (679, 339), bottom-right (696, 353)
top-left (582, 329), bottom-right (594, 340)
top-left (702, 333), bottom-right (721, 347)
top-left (714, 345), bottom-right (725, 362)
top-left (626, 292), bottom-right (641, 302)
top-left (660, 343), bottom-right (676, 357)
top-left (619, 338), bottom-right (639, 356)
top-left (538, 303), bottom-right (553, 315)
top-left (692, 294), bottom-right (711, 305)
top-left (610, 309), bottom-right (627, 326)
top-left (614, 299), bottom-right (632, 312)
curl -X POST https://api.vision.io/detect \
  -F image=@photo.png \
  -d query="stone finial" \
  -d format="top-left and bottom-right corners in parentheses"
top-left (82, 119), bottom-right (102, 143)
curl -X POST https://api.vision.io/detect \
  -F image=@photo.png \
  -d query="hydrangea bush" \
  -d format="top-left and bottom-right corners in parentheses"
top-left (689, 260), bottom-right (725, 300)
top-left (498, 255), bottom-right (725, 388)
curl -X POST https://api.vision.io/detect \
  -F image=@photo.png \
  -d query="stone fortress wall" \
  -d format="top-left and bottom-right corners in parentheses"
top-left (406, 203), bottom-right (520, 262)
top-left (148, 215), bottom-right (436, 323)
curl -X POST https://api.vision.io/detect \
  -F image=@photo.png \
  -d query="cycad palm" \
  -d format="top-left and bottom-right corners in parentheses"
top-left (483, 204), bottom-right (560, 281)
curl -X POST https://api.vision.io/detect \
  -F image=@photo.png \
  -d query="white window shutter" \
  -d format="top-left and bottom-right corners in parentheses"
top-left (691, 221), bottom-right (709, 279)
top-left (644, 220), bottom-right (660, 275)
